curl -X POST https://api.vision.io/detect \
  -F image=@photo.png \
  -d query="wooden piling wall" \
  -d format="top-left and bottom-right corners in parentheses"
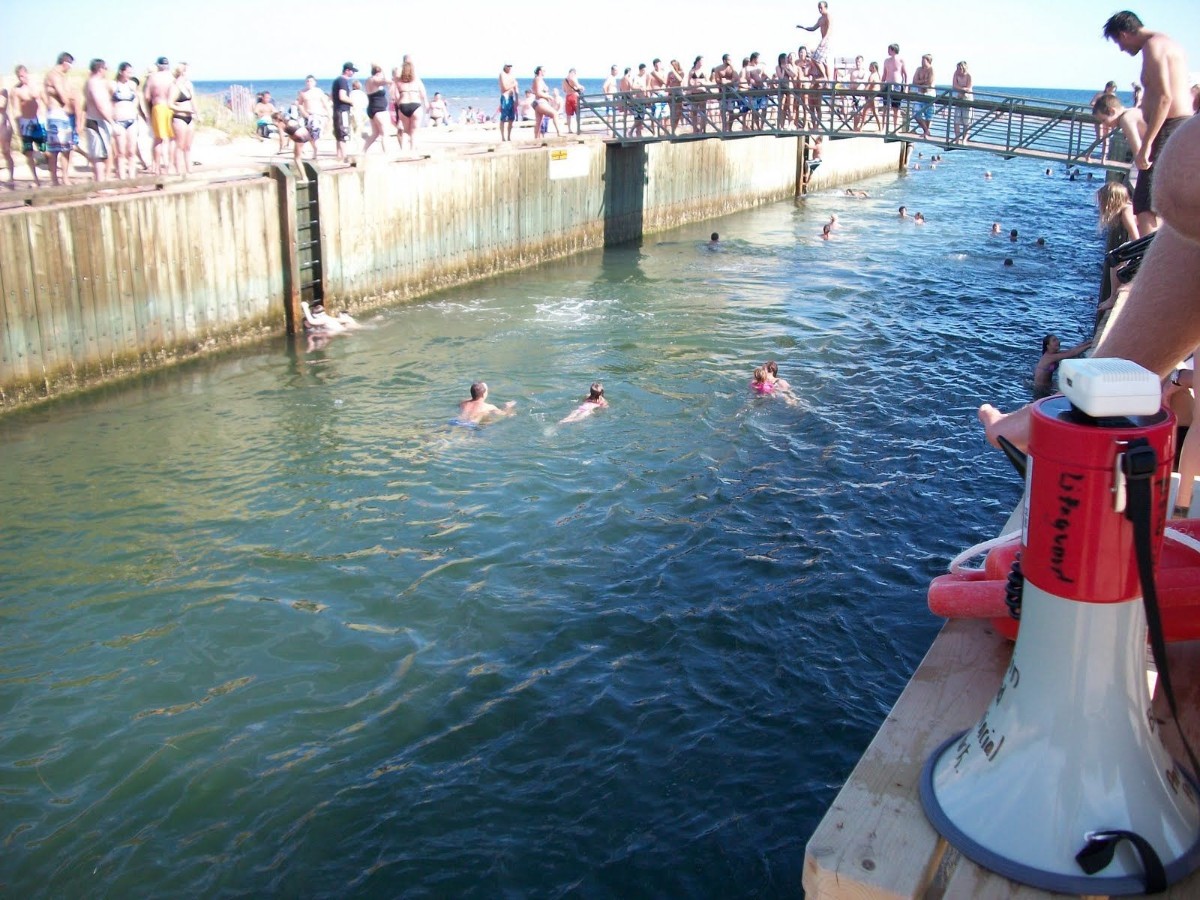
top-left (0, 136), bottom-right (901, 412)
top-left (0, 176), bottom-right (285, 407)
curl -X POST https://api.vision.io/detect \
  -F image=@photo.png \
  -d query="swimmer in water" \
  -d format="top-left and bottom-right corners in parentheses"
top-left (765, 360), bottom-right (790, 391)
top-left (302, 300), bottom-right (347, 333)
top-left (991, 222), bottom-right (1002, 234)
top-left (750, 366), bottom-right (775, 394)
top-left (559, 382), bottom-right (609, 423)
top-left (456, 381), bottom-right (517, 424)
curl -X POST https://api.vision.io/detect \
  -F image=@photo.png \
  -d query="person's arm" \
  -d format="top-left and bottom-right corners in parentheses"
top-left (1050, 340), bottom-right (1093, 363)
top-left (1119, 111), bottom-right (1145, 161)
top-left (1120, 204), bottom-right (1141, 241)
top-left (1136, 40), bottom-right (1171, 170)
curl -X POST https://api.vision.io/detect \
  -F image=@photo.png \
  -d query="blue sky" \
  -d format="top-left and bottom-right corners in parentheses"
top-left (3, 0), bottom-right (1198, 90)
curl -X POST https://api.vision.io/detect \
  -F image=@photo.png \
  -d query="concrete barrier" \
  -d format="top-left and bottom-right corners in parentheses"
top-left (0, 135), bottom-right (903, 411)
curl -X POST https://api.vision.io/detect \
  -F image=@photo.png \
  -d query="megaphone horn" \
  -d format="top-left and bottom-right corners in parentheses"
top-left (921, 360), bottom-right (1200, 894)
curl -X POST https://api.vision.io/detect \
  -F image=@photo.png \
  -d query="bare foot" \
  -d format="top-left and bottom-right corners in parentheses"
top-left (978, 403), bottom-right (1032, 451)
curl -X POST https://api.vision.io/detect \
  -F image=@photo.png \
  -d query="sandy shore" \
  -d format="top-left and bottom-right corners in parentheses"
top-left (2, 118), bottom-right (603, 196)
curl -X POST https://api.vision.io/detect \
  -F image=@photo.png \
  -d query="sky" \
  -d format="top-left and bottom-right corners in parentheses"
top-left (2, 0), bottom-right (1199, 91)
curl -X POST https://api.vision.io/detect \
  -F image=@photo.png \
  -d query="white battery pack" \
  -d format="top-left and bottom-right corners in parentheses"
top-left (1058, 358), bottom-right (1161, 417)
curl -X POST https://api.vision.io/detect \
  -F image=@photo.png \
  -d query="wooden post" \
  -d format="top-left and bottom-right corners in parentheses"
top-left (898, 140), bottom-right (911, 172)
top-left (270, 164), bottom-right (301, 335)
top-left (796, 136), bottom-right (806, 197)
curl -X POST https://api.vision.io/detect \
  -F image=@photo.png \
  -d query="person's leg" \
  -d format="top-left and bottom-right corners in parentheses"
top-left (1174, 356), bottom-right (1200, 515)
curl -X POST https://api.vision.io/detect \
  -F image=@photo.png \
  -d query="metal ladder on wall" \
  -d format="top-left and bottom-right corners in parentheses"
top-left (296, 161), bottom-right (324, 312)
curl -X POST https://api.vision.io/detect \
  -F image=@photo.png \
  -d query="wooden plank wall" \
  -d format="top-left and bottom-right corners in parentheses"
top-left (0, 178), bottom-right (285, 407)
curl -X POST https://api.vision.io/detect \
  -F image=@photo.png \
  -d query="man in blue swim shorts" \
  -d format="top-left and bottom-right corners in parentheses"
top-left (44, 51), bottom-right (76, 185)
top-left (499, 64), bottom-right (518, 141)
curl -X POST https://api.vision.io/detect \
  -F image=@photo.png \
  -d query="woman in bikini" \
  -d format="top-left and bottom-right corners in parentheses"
top-left (110, 62), bottom-right (139, 180)
top-left (686, 57), bottom-right (709, 133)
top-left (171, 62), bottom-right (196, 176)
top-left (667, 60), bottom-right (686, 134)
top-left (531, 67), bottom-right (560, 141)
top-left (854, 62), bottom-right (882, 132)
top-left (392, 59), bottom-right (427, 154)
top-left (361, 64), bottom-right (390, 155)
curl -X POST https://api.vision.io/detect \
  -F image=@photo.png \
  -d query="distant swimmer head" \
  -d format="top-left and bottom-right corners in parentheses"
top-left (588, 382), bottom-right (605, 401)
top-left (710, 232), bottom-right (719, 242)
top-left (1036, 237), bottom-right (1046, 246)
top-left (1042, 334), bottom-right (1059, 353)
top-left (1003, 257), bottom-right (1015, 267)
top-left (991, 222), bottom-right (1001, 233)
top-left (898, 205), bottom-right (908, 217)
top-left (1009, 229), bottom-right (1018, 241)
top-left (984, 171), bottom-right (992, 179)
top-left (471, 381), bottom-right (488, 400)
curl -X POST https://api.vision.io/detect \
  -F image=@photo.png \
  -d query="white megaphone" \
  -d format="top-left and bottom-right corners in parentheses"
top-left (921, 359), bottom-right (1200, 894)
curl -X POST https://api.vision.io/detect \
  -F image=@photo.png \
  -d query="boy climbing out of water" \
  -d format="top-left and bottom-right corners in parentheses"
top-left (1092, 93), bottom-right (1145, 166)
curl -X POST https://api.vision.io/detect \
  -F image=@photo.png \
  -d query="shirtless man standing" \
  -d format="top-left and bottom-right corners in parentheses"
top-left (457, 382), bottom-right (516, 424)
top-left (144, 56), bottom-right (175, 175)
top-left (498, 63), bottom-right (518, 141)
top-left (743, 52), bottom-right (768, 130)
top-left (880, 43), bottom-right (907, 131)
top-left (797, 1), bottom-right (832, 82)
top-left (13, 66), bottom-right (44, 186)
top-left (562, 68), bottom-right (584, 134)
top-left (1104, 11), bottom-right (1193, 235)
top-left (44, 52), bottom-right (76, 185)
top-left (82, 59), bottom-right (115, 182)
top-left (299, 75), bottom-right (331, 161)
top-left (713, 53), bottom-right (738, 131)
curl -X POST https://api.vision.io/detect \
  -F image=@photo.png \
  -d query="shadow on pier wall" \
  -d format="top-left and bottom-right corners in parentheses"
top-left (603, 144), bottom-right (648, 247)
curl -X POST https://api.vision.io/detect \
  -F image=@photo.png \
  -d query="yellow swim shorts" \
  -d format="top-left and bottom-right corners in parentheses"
top-left (152, 103), bottom-right (174, 140)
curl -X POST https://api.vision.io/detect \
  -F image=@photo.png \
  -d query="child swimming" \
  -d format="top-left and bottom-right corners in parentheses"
top-left (560, 382), bottom-right (609, 423)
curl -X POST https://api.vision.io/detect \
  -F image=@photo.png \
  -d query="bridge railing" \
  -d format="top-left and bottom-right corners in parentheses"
top-left (574, 85), bottom-right (1128, 172)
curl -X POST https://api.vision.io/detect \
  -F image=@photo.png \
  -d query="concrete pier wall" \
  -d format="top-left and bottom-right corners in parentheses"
top-left (0, 135), bottom-right (902, 411)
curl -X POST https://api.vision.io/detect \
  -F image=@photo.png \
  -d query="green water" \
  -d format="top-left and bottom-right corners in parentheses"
top-left (0, 156), bottom-right (1102, 895)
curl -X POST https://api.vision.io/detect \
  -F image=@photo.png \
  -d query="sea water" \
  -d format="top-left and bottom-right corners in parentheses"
top-left (0, 149), bottom-right (1104, 896)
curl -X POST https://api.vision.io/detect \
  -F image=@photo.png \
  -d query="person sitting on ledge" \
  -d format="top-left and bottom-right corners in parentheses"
top-left (979, 113), bottom-right (1200, 452)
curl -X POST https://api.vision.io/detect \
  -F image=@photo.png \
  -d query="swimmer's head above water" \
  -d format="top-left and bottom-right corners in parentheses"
top-left (471, 381), bottom-right (488, 400)
top-left (587, 382), bottom-right (604, 401)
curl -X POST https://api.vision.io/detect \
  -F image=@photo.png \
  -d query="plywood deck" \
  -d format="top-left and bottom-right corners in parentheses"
top-left (803, 618), bottom-right (1200, 899)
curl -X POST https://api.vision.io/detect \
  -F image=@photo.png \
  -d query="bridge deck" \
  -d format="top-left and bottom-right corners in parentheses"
top-left (574, 85), bottom-right (1130, 173)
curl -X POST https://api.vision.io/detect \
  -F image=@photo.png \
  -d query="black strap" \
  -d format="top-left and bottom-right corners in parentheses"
top-left (1076, 829), bottom-right (1167, 893)
top-left (1122, 439), bottom-right (1200, 782)
top-left (1072, 439), bottom-right (1198, 891)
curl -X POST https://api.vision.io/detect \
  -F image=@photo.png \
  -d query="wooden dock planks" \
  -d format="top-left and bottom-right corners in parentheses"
top-left (803, 617), bottom-right (1200, 899)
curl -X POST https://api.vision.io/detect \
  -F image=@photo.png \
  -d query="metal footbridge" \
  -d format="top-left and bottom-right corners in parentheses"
top-left (573, 84), bottom-right (1129, 172)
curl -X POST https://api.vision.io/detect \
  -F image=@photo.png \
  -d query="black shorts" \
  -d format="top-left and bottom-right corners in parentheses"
top-left (1131, 116), bottom-right (1188, 216)
top-left (333, 108), bottom-right (351, 143)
